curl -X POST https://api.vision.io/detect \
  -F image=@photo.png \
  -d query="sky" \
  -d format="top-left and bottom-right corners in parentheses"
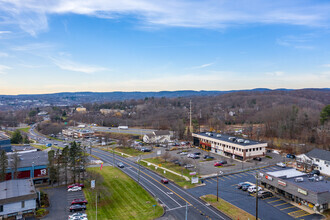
top-left (0, 0), bottom-right (330, 95)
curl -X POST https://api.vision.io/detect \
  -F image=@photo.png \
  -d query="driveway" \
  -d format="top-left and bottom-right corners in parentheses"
top-left (42, 186), bottom-right (86, 220)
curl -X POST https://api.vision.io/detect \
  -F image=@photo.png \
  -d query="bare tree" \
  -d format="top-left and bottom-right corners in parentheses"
top-left (161, 152), bottom-right (171, 162)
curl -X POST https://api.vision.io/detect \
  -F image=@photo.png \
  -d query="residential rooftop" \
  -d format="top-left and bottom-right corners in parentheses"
top-left (0, 179), bottom-right (37, 205)
top-left (194, 132), bottom-right (265, 146)
top-left (305, 148), bottom-right (330, 162)
top-left (265, 168), bottom-right (330, 194)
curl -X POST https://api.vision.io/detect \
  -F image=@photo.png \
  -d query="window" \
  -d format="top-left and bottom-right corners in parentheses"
top-left (21, 201), bottom-right (25, 208)
top-left (0, 205), bottom-right (3, 212)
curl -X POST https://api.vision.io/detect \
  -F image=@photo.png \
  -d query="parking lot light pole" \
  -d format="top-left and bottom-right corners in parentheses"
top-left (255, 172), bottom-right (261, 220)
top-left (217, 171), bottom-right (223, 202)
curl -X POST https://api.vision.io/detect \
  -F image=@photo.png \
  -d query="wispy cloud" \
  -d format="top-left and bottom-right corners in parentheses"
top-left (1, 0), bottom-right (330, 35)
top-left (0, 65), bottom-right (11, 74)
top-left (322, 64), bottom-right (330, 68)
top-left (191, 62), bottom-right (214, 69)
top-left (50, 57), bottom-right (107, 74)
top-left (12, 43), bottom-right (55, 51)
top-left (276, 34), bottom-right (316, 49)
top-left (0, 52), bottom-right (9, 57)
top-left (266, 71), bottom-right (285, 77)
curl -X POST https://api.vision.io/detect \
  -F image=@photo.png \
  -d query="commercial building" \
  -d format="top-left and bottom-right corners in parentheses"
top-left (6, 151), bottom-right (48, 184)
top-left (143, 130), bottom-right (172, 144)
top-left (75, 107), bottom-right (87, 113)
top-left (260, 168), bottom-right (330, 213)
top-left (0, 132), bottom-right (12, 152)
top-left (192, 132), bottom-right (267, 161)
top-left (0, 179), bottom-right (37, 219)
top-left (62, 128), bottom-right (94, 139)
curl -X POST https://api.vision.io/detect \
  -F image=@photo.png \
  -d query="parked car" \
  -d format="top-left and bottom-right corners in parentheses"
top-left (309, 170), bottom-right (320, 176)
top-left (214, 162), bottom-right (223, 167)
top-left (257, 191), bottom-right (273, 199)
top-left (276, 162), bottom-right (286, 168)
top-left (203, 155), bottom-right (215, 160)
top-left (286, 154), bottom-right (296, 159)
top-left (117, 162), bottom-right (124, 168)
top-left (237, 182), bottom-right (250, 189)
top-left (242, 183), bottom-right (252, 191)
top-left (193, 152), bottom-right (201, 155)
top-left (68, 213), bottom-right (87, 220)
top-left (179, 152), bottom-right (188, 155)
top-left (161, 178), bottom-right (169, 184)
top-left (71, 199), bottom-right (88, 205)
top-left (248, 185), bottom-right (262, 193)
top-left (184, 164), bottom-right (195, 168)
top-left (68, 186), bottom-right (82, 192)
top-left (141, 148), bottom-right (151, 152)
top-left (69, 204), bottom-right (86, 212)
top-left (191, 155), bottom-right (200, 159)
top-left (68, 183), bottom-right (84, 189)
top-left (253, 157), bottom-right (262, 161)
top-left (219, 160), bottom-right (227, 165)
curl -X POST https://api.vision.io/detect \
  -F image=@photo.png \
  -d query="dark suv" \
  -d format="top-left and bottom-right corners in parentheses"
top-left (69, 204), bottom-right (86, 212)
top-left (257, 191), bottom-right (273, 199)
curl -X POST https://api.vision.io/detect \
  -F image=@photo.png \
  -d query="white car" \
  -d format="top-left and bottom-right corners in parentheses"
top-left (276, 162), bottom-right (286, 168)
top-left (248, 185), bottom-right (262, 193)
top-left (68, 213), bottom-right (87, 220)
top-left (187, 154), bottom-right (194, 158)
top-left (68, 186), bottom-right (82, 192)
top-left (179, 152), bottom-right (188, 155)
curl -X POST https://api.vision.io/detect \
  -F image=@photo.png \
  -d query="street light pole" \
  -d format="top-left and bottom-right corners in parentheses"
top-left (255, 172), bottom-right (261, 220)
top-left (217, 171), bottom-right (223, 202)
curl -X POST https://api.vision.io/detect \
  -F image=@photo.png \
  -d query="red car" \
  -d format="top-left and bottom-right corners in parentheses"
top-left (71, 198), bottom-right (88, 205)
top-left (214, 162), bottom-right (223, 167)
top-left (67, 183), bottom-right (84, 189)
top-left (161, 178), bottom-right (169, 184)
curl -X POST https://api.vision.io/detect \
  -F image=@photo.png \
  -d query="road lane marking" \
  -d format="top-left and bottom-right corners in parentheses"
top-left (93, 149), bottom-right (226, 220)
top-left (261, 196), bottom-right (273, 200)
top-left (295, 212), bottom-right (312, 218)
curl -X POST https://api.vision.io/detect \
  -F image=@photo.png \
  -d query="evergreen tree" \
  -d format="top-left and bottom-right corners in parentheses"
top-left (11, 130), bottom-right (23, 144)
top-left (320, 105), bottom-right (330, 125)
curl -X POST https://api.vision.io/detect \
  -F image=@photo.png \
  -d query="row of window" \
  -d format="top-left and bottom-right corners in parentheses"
top-left (201, 138), bottom-right (264, 152)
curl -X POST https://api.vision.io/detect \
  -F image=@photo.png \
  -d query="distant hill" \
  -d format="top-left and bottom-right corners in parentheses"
top-left (0, 88), bottom-right (329, 110)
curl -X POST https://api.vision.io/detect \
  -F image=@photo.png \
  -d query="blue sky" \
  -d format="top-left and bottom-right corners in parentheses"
top-left (0, 0), bottom-right (330, 95)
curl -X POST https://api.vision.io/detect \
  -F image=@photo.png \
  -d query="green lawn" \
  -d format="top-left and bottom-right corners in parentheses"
top-left (30, 144), bottom-right (48, 150)
top-left (201, 195), bottom-right (256, 220)
top-left (84, 167), bottom-right (163, 220)
top-left (114, 147), bottom-right (151, 157)
top-left (18, 127), bottom-right (30, 133)
top-left (141, 157), bottom-right (197, 189)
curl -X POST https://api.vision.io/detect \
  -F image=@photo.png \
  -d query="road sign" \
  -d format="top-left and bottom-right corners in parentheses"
top-left (157, 150), bottom-right (161, 155)
top-left (189, 172), bottom-right (197, 176)
top-left (191, 177), bottom-right (199, 184)
top-left (91, 180), bottom-right (95, 189)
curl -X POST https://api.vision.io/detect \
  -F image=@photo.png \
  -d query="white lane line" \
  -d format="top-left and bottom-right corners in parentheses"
top-left (97, 150), bottom-right (227, 219)
top-left (97, 154), bottom-right (183, 208)
top-left (167, 205), bottom-right (192, 211)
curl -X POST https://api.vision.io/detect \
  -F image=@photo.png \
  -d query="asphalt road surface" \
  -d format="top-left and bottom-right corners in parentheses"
top-left (92, 148), bottom-right (230, 220)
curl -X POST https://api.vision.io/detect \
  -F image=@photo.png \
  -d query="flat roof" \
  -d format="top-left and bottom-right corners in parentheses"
top-left (193, 132), bottom-right (265, 146)
top-left (7, 151), bottom-right (48, 168)
top-left (265, 168), bottom-right (330, 193)
top-left (0, 132), bottom-right (10, 141)
top-left (0, 179), bottom-right (37, 204)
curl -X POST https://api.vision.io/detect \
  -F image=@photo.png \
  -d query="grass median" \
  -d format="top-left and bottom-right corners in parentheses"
top-left (201, 194), bottom-right (256, 220)
top-left (83, 167), bottom-right (163, 220)
top-left (141, 157), bottom-right (197, 189)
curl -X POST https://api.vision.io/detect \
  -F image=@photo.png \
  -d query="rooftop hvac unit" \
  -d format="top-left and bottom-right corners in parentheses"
top-left (244, 140), bottom-right (250, 144)
top-left (216, 134), bottom-right (221, 137)
top-left (237, 139), bottom-right (244, 143)
top-left (295, 177), bottom-right (304, 182)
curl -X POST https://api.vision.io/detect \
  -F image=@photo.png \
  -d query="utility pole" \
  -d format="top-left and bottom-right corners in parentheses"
top-left (96, 193), bottom-right (98, 220)
top-left (185, 202), bottom-right (188, 220)
top-left (112, 145), bottom-right (115, 166)
top-left (138, 156), bottom-right (141, 183)
top-left (189, 100), bottom-right (192, 132)
top-left (217, 171), bottom-right (223, 202)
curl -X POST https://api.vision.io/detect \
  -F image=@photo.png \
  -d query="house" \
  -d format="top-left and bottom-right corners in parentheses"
top-left (192, 132), bottom-right (267, 161)
top-left (143, 130), bottom-right (172, 144)
top-left (0, 179), bottom-right (37, 219)
top-left (76, 107), bottom-right (87, 113)
top-left (299, 149), bottom-right (330, 176)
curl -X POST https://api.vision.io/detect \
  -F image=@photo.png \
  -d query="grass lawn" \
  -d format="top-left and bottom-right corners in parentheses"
top-left (84, 167), bottom-right (163, 220)
top-left (30, 144), bottom-right (48, 151)
top-left (201, 194), bottom-right (256, 220)
top-left (18, 127), bottom-right (30, 133)
top-left (142, 157), bottom-right (197, 189)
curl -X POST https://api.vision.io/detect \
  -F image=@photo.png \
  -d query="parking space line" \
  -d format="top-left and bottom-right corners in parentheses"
top-left (274, 202), bottom-right (288, 207)
top-left (262, 196), bottom-right (273, 200)
top-left (205, 179), bottom-right (213, 184)
top-left (295, 212), bottom-right (313, 218)
top-left (288, 209), bottom-right (305, 215)
top-left (233, 173), bottom-right (243, 177)
top-left (268, 199), bottom-right (282, 203)
top-left (239, 172), bottom-right (249, 176)
top-left (222, 176), bottom-right (231, 180)
top-left (280, 206), bottom-right (296, 210)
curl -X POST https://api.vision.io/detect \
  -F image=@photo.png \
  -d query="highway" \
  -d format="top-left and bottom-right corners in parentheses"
top-left (92, 148), bottom-right (230, 220)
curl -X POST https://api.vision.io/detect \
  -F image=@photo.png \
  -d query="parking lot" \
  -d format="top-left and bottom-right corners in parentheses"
top-left (187, 166), bottom-right (324, 220)
top-left (43, 186), bottom-right (86, 220)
